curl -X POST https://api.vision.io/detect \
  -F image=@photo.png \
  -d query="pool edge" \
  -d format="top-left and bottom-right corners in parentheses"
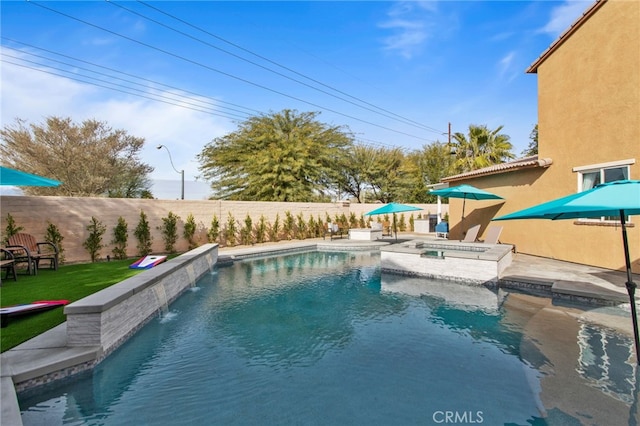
top-left (2, 240), bottom-right (629, 426)
top-left (1, 244), bottom-right (219, 426)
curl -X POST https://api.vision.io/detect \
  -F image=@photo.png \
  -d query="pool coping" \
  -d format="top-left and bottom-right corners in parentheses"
top-left (1, 239), bottom-right (631, 426)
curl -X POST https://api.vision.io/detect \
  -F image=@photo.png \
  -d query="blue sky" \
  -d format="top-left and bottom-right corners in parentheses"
top-left (1, 1), bottom-right (592, 198)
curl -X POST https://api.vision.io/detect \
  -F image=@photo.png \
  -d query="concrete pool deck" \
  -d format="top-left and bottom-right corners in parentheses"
top-left (2, 235), bottom-right (638, 425)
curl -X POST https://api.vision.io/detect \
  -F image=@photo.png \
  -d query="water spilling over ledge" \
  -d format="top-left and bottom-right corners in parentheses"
top-left (64, 244), bottom-right (218, 356)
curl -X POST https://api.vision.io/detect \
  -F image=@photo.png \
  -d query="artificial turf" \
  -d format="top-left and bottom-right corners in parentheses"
top-left (0, 259), bottom-right (143, 352)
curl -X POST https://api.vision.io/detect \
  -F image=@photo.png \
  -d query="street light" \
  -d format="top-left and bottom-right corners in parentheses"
top-left (156, 144), bottom-right (184, 200)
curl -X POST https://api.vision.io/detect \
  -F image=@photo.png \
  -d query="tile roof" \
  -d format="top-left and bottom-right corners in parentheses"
top-left (441, 156), bottom-right (553, 183)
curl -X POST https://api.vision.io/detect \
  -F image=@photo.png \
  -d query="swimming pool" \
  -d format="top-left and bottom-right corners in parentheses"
top-left (18, 251), bottom-right (638, 425)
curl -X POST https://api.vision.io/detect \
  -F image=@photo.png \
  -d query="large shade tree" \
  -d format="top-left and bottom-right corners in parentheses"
top-left (335, 144), bottom-right (378, 203)
top-left (521, 124), bottom-right (539, 157)
top-left (335, 143), bottom-right (455, 203)
top-left (198, 109), bottom-right (353, 201)
top-left (420, 142), bottom-right (456, 186)
top-left (449, 124), bottom-right (515, 174)
top-left (0, 117), bottom-right (153, 197)
top-left (405, 142), bottom-right (456, 203)
top-left (366, 146), bottom-right (407, 203)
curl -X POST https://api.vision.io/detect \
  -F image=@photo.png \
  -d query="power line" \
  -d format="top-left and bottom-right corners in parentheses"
top-left (1, 37), bottom-right (261, 117)
top-left (3, 55), bottom-right (442, 152)
top-left (0, 41), bottom-right (432, 152)
top-left (1, 52), bottom-right (428, 151)
top-left (134, 0), bottom-right (446, 135)
top-left (27, 0), bottom-right (436, 143)
top-left (1, 59), bottom-right (246, 121)
top-left (1, 50), bottom-right (252, 121)
top-left (355, 136), bottom-right (438, 151)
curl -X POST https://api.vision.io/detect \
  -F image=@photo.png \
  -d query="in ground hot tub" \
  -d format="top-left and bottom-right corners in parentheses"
top-left (380, 239), bottom-right (513, 285)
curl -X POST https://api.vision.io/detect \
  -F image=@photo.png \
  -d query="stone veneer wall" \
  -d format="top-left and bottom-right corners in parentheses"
top-left (0, 195), bottom-right (444, 264)
top-left (64, 244), bottom-right (218, 356)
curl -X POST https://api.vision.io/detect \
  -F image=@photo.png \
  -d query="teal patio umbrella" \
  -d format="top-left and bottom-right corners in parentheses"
top-left (493, 179), bottom-right (640, 364)
top-left (365, 203), bottom-right (422, 241)
top-left (430, 184), bottom-right (503, 232)
top-left (0, 166), bottom-right (61, 187)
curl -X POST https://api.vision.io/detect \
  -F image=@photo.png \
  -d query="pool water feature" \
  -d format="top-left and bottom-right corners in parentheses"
top-left (18, 251), bottom-right (639, 425)
top-left (151, 284), bottom-right (169, 317)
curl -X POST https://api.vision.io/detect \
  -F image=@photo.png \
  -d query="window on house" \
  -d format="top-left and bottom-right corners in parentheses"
top-left (574, 160), bottom-right (633, 222)
top-left (580, 166), bottom-right (628, 191)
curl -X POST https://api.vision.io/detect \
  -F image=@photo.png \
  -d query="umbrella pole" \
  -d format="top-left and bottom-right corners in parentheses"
top-left (620, 210), bottom-right (640, 365)
top-left (461, 197), bottom-right (467, 235)
top-left (393, 213), bottom-right (397, 241)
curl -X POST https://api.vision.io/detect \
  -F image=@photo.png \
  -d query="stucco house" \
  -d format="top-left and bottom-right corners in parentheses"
top-left (440, 0), bottom-right (640, 274)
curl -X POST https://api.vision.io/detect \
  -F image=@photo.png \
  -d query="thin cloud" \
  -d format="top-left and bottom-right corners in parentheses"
top-left (84, 37), bottom-right (116, 47)
top-left (379, 1), bottom-right (439, 59)
top-left (539, 1), bottom-right (592, 38)
top-left (379, 19), bottom-right (428, 59)
top-left (0, 48), bottom-right (230, 181)
top-left (490, 31), bottom-right (515, 43)
top-left (498, 51), bottom-right (518, 82)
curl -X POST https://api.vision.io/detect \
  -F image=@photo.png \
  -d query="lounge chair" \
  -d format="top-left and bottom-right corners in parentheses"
top-left (461, 224), bottom-right (481, 242)
top-left (1, 248), bottom-right (17, 282)
top-left (481, 226), bottom-right (503, 244)
top-left (6, 233), bottom-right (59, 275)
top-left (324, 223), bottom-right (345, 240)
top-left (435, 221), bottom-right (449, 239)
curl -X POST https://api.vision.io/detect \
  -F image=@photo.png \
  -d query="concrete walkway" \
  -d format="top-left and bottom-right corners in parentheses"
top-left (2, 237), bottom-right (638, 425)
top-left (503, 252), bottom-right (632, 302)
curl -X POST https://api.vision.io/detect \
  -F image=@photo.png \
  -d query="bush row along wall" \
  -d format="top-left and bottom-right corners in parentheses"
top-left (0, 196), bottom-right (446, 264)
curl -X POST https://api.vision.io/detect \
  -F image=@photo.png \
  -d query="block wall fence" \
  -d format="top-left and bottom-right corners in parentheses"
top-left (0, 196), bottom-right (446, 264)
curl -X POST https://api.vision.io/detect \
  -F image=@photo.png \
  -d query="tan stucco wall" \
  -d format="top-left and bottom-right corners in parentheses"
top-left (0, 196), bottom-right (444, 264)
top-left (445, 168), bottom-right (548, 241)
top-left (449, 0), bottom-right (640, 274)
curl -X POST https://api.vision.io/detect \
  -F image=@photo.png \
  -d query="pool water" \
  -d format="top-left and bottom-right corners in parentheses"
top-left (420, 250), bottom-right (444, 258)
top-left (19, 251), bottom-right (639, 425)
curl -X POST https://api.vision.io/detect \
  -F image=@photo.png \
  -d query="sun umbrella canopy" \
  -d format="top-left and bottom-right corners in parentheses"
top-left (429, 184), bottom-right (503, 234)
top-left (364, 202), bottom-right (422, 216)
top-left (429, 184), bottom-right (504, 201)
top-left (493, 180), bottom-right (640, 221)
top-left (364, 203), bottom-right (422, 241)
top-left (493, 179), bottom-right (640, 364)
top-left (0, 166), bottom-right (61, 187)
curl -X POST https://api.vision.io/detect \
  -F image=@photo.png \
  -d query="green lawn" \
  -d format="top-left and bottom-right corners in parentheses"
top-left (0, 259), bottom-right (144, 352)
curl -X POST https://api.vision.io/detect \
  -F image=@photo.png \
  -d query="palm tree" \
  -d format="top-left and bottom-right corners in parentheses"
top-left (449, 124), bottom-right (515, 173)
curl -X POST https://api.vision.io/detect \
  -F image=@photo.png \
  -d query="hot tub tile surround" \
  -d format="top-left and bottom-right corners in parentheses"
top-left (380, 239), bottom-right (514, 285)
